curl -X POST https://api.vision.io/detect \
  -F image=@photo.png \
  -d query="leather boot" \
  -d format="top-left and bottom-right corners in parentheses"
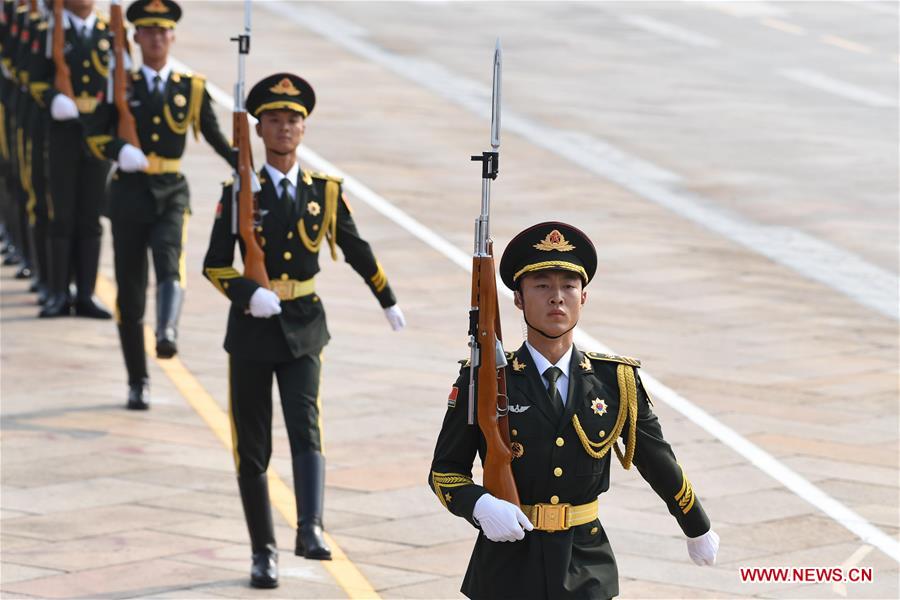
top-left (155, 280), bottom-right (183, 359)
top-left (119, 322), bottom-right (150, 410)
top-left (74, 236), bottom-right (111, 319)
top-left (39, 237), bottom-right (73, 317)
top-left (293, 451), bottom-right (332, 560)
top-left (238, 474), bottom-right (279, 589)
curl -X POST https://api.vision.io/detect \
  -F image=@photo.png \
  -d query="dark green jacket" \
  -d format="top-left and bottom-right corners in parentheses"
top-left (203, 167), bottom-right (397, 362)
top-left (429, 343), bottom-right (711, 599)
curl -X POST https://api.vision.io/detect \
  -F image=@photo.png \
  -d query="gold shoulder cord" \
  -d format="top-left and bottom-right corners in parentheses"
top-left (572, 364), bottom-right (638, 469)
top-left (90, 50), bottom-right (108, 78)
top-left (163, 75), bottom-right (205, 139)
top-left (300, 179), bottom-right (339, 260)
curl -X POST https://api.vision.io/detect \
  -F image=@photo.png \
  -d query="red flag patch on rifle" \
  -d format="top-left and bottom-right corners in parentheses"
top-left (215, 202), bottom-right (223, 219)
top-left (447, 386), bottom-right (458, 408)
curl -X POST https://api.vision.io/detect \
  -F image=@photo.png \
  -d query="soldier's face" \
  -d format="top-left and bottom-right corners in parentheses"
top-left (64, 0), bottom-right (94, 16)
top-left (134, 27), bottom-right (174, 61)
top-left (515, 271), bottom-right (587, 337)
top-left (256, 110), bottom-right (305, 155)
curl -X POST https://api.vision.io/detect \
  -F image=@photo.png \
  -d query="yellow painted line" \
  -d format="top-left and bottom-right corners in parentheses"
top-left (821, 34), bottom-right (873, 54)
top-left (760, 17), bottom-right (806, 36)
top-left (95, 275), bottom-right (381, 599)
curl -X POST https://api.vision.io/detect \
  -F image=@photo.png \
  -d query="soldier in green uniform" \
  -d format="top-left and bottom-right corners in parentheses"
top-left (29, 0), bottom-right (112, 318)
top-left (85, 0), bottom-right (233, 409)
top-left (428, 222), bottom-right (719, 599)
top-left (203, 73), bottom-right (406, 589)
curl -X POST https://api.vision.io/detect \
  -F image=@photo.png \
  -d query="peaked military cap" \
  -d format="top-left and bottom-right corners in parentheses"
top-left (127, 0), bottom-right (181, 29)
top-left (499, 221), bottom-right (597, 290)
top-left (246, 73), bottom-right (315, 119)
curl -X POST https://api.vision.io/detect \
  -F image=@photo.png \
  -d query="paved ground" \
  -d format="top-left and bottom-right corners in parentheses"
top-left (2, 1), bottom-right (898, 599)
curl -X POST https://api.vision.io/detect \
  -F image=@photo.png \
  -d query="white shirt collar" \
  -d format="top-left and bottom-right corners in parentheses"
top-left (525, 341), bottom-right (573, 380)
top-left (263, 162), bottom-right (300, 192)
top-left (141, 63), bottom-right (173, 91)
top-left (65, 10), bottom-right (97, 33)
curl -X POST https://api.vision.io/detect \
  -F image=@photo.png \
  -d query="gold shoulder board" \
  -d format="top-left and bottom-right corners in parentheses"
top-left (586, 352), bottom-right (641, 368)
top-left (310, 171), bottom-right (344, 184)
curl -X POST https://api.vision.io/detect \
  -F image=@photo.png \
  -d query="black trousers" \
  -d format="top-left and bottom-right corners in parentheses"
top-left (229, 352), bottom-right (323, 477)
top-left (47, 120), bottom-right (108, 240)
top-left (110, 204), bottom-right (187, 325)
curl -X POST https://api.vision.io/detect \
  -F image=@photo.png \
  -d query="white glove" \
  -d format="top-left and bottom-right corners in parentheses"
top-left (50, 94), bottom-right (79, 121)
top-left (473, 494), bottom-right (533, 542)
top-left (383, 304), bottom-right (406, 331)
top-left (686, 529), bottom-right (719, 566)
top-left (117, 144), bottom-right (149, 173)
top-left (248, 287), bottom-right (282, 318)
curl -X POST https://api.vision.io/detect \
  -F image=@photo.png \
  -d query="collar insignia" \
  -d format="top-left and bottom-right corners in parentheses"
top-left (533, 229), bottom-right (575, 252)
top-left (512, 357), bottom-right (526, 372)
top-left (579, 355), bottom-right (592, 371)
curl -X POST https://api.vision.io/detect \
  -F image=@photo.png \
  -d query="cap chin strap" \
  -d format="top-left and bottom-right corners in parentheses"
top-left (519, 293), bottom-right (578, 340)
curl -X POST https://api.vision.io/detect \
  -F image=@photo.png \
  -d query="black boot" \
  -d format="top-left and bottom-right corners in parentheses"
top-left (32, 220), bottom-right (49, 304)
top-left (73, 236), bottom-right (111, 319)
top-left (39, 237), bottom-right (73, 317)
top-left (293, 451), bottom-right (332, 560)
top-left (119, 323), bottom-right (150, 410)
top-left (155, 280), bottom-right (183, 359)
top-left (127, 378), bottom-right (150, 411)
top-left (238, 474), bottom-right (279, 589)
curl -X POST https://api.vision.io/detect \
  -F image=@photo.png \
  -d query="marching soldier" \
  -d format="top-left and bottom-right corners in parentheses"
top-left (85, 0), bottom-right (233, 410)
top-left (202, 73), bottom-right (406, 588)
top-left (29, 0), bottom-right (112, 318)
top-left (428, 222), bottom-right (719, 599)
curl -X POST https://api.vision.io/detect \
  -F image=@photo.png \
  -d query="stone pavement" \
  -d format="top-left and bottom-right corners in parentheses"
top-left (2, 1), bottom-right (898, 599)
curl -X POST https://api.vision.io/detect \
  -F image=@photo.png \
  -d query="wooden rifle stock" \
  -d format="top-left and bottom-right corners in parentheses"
top-left (473, 243), bottom-right (520, 507)
top-left (110, 2), bottom-right (138, 147)
top-left (51, 0), bottom-right (73, 99)
top-left (233, 111), bottom-right (268, 287)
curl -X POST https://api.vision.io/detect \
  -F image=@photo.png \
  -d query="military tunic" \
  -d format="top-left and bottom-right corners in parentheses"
top-left (429, 344), bottom-right (711, 599)
top-left (203, 167), bottom-right (396, 473)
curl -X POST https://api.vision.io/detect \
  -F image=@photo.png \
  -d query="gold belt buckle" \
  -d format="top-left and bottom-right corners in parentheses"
top-left (270, 280), bottom-right (291, 300)
top-left (533, 503), bottom-right (570, 532)
top-left (145, 154), bottom-right (162, 173)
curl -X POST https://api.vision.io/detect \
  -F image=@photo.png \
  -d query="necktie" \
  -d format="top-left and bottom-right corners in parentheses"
top-left (151, 74), bottom-right (163, 105)
top-left (279, 179), bottom-right (297, 215)
top-left (82, 25), bottom-right (90, 40)
top-left (543, 366), bottom-right (565, 418)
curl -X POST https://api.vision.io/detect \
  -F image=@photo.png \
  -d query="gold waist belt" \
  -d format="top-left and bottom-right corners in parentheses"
top-left (144, 153), bottom-right (181, 175)
top-left (74, 96), bottom-right (99, 114)
top-left (270, 278), bottom-right (315, 301)
top-left (521, 498), bottom-right (598, 532)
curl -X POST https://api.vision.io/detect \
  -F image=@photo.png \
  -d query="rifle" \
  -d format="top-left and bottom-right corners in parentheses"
top-left (468, 40), bottom-right (519, 507)
top-left (230, 0), bottom-right (267, 287)
top-left (51, 0), bottom-right (73, 99)
top-left (109, 0), bottom-right (138, 147)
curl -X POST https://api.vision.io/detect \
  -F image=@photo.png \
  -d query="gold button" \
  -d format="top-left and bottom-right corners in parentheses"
top-left (555, 437), bottom-right (564, 447)
top-left (280, 273), bottom-right (289, 281)
top-left (550, 495), bottom-right (559, 505)
top-left (151, 133), bottom-right (159, 142)
top-left (177, 112), bottom-right (184, 119)
top-left (511, 429), bottom-right (518, 437)
top-left (598, 430), bottom-right (606, 438)
top-left (312, 295), bottom-right (319, 303)
top-left (81, 75), bottom-right (90, 83)
top-left (82, 60), bottom-right (90, 68)
top-left (287, 231), bottom-right (293, 239)
top-left (312, 224), bottom-right (320, 231)
top-left (222, 281), bottom-right (229, 290)
top-left (553, 467), bottom-right (563, 477)
top-left (283, 251), bottom-right (292, 260)
top-left (260, 237), bottom-right (266, 247)
top-left (590, 526), bottom-right (598, 535)
top-left (255, 226), bottom-right (262, 233)
top-left (153, 116), bottom-right (161, 125)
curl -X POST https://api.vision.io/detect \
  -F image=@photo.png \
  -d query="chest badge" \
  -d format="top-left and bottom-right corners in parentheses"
top-left (590, 398), bottom-right (608, 416)
top-left (508, 404), bottom-right (531, 414)
top-left (98, 38), bottom-right (110, 51)
top-left (306, 200), bottom-right (321, 216)
top-left (511, 442), bottom-right (524, 459)
top-left (511, 357), bottom-right (526, 372)
top-left (173, 93), bottom-right (187, 107)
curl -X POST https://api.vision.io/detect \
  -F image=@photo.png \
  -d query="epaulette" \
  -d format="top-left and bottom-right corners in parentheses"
top-left (586, 352), bottom-right (641, 368)
top-left (16, 5), bottom-right (27, 14)
top-left (37, 21), bottom-right (48, 31)
top-left (310, 171), bottom-right (343, 184)
top-left (222, 177), bottom-right (234, 187)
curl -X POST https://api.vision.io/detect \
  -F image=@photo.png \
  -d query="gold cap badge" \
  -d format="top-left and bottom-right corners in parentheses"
top-left (269, 77), bottom-right (301, 96)
top-left (533, 229), bottom-right (575, 252)
top-left (145, 0), bottom-right (168, 13)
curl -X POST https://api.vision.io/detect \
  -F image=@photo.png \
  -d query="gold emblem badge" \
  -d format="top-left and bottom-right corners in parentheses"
top-left (512, 357), bottom-right (526, 372)
top-left (590, 398), bottom-right (608, 416)
top-left (579, 355), bottom-right (591, 371)
top-left (511, 442), bottom-right (524, 459)
top-left (306, 200), bottom-right (321, 216)
top-left (269, 77), bottom-right (301, 96)
top-left (173, 94), bottom-right (187, 107)
top-left (146, 0), bottom-right (168, 13)
top-left (98, 39), bottom-right (110, 51)
top-left (533, 229), bottom-right (576, 252)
